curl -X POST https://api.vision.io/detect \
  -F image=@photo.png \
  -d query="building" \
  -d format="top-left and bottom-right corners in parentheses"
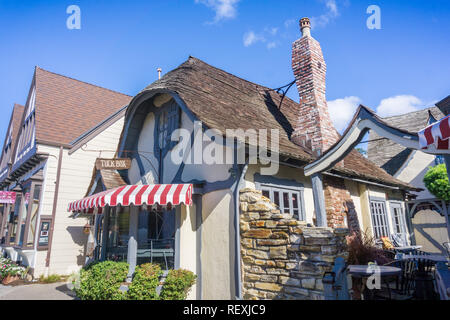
top-left (68, 18), bottom-right (415, 299)
top-left (368, 99), bottom-right (450, 254)
top-left (0, 67), bottom-right (131, 277)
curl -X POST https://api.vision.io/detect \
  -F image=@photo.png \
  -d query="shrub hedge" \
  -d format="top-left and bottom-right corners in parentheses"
top-left (127, 263), bottom-right (162, 300)
top-left (160, 269), bottom-right (197, 300)
top-left (75, 260), bottom-right (129, 300)
top-left (75, 260), bottom-right (196, 300)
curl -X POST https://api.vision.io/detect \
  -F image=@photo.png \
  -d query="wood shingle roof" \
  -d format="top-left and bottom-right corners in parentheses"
top-left (367, 106), bottom-right (444, 175)
top-left (139, 56), bottom-right (414, 190)
top-left (34, 67), bottom-right (132, 146)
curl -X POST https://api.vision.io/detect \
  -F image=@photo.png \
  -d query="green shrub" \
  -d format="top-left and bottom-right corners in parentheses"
top-left (127, 263), bottom-right (162, 300)
top-left (423, 164), bottom-right (450, 201)
top-left (160, 269), bottom-right (197, 300)
top-left (75, 261), bottom-right (129, 300)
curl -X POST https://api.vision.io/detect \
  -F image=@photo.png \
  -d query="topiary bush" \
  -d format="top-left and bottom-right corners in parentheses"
top-left (75, 260), bottom-right (129, 300)
top-left (160, 269), bottom-right (197, 300)
top-left (126, 263), bottom-right (162, 300)
top-left (423, 164), bottom-right (450, 201)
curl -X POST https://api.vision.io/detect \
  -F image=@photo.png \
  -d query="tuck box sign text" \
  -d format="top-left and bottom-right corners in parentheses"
top-left (95, 158), bottom-right (132, 170)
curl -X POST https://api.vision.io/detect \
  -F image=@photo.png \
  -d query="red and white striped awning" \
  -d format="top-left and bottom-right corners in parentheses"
top-left (418, 115), bottom-right (450, 150)
top-left (68, 184), bottom-right (193, 213)
top-left (0, 191), bottom-right (16, 204)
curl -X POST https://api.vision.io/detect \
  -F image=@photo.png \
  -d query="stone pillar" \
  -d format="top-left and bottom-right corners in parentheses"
top-left (311, 173), bottom-right (327, 227)
top-left (239, 188), bottom-right (348, 300)
top-left (127, 206), bottom-right (139, 282)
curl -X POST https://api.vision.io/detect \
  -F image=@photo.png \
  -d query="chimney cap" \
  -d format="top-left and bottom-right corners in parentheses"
top-left (300, 17), bottom-right (311, 37)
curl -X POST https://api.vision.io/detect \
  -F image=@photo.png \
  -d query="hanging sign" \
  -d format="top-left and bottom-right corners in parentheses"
top-left (0, 191), bottom-right (16, 204)
top-left (95, 158), bottom-right (131, 170)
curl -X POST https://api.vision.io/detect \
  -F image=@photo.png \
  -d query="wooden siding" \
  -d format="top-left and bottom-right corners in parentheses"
top-left (34, 116), bottom-right (125, 276)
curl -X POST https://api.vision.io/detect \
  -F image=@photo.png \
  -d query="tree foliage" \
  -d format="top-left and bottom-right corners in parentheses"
top-left (423, 164), bottom-right (450, 201)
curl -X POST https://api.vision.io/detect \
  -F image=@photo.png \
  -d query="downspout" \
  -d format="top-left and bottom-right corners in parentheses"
top-left (443, 155), bottom-right (450, 242)
top-left (234, 161), bottom-right (248, 300)
top-left (45, 146), bottom-right (63, 273)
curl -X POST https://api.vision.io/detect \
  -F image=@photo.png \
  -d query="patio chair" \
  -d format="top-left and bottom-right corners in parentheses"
top-left (411, 256), bottom-right (439, 300)
top-left (391, 233), bottom-right (406, 247)
top-left (377, 259), bottom-right (416, 300)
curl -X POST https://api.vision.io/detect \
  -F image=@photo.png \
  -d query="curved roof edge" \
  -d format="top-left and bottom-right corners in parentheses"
top-left (304, 105), bottom-right (448, 182)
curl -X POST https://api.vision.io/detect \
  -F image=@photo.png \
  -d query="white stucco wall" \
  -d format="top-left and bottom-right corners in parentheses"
top-left (395, 150), bottom-right (435, 199)
top-left (200, 189), bottom-right (234, 300)
top-left (178, 203), bottom-right (198, 299)
top-left (412, 209), bottom-right (448, 254)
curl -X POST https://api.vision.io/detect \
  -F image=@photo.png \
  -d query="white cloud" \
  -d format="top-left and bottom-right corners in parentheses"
top-left (376, 95), bottom-right (425, 117)
top-left (327, 94), bottom-right (432, 132)
top-left (311, 0), bottom-right (340, 29)
top-left (243, 27), bottom-right (280, 48)
top-left (328, 96), bottom-right (361, 132)
top-left (243, 31), bottom-right (265, 47)
top-left (267, 42), bottom-right (277, 49)
top-left (267, 27), bottom-right (278, 36)
top-left (325, 0), bottom-right (338, 16)
top-left (284, 19), bottom-right (295, 28)
top-left (195, 0), bottom-right (240, 23)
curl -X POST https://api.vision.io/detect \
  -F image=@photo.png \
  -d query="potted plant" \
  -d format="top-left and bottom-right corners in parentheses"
top-left (0, 257), bottom-right (27, 285)
top-left (346, 231), bottom-right (392, 299)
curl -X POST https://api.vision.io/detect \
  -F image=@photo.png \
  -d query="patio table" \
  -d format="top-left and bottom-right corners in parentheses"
top-left (401, 255), bottom-right (448, 263)
top-left (348, 265), bottom-right (402, 300)
top-left (394, 245), bottom-right (422, 253)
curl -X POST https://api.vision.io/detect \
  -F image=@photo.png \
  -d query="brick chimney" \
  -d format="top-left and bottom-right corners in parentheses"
top-left (291, 17), bottom-right (339, 155)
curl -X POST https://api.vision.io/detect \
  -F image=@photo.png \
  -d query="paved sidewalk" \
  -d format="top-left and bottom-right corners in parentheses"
top-left (0, 282), bottom-right (76, 300)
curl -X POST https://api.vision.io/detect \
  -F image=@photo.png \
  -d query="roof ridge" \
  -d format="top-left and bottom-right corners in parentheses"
top-left (35, 66), bottom-right (133, 98)
top-left (382, 105), bottom-right (440, 120)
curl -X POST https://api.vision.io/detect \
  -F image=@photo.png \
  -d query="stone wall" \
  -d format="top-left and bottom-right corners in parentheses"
top-left (240, 188), bottom-right (348, 300)
top-left (323, 175), bottom-right (360, 233)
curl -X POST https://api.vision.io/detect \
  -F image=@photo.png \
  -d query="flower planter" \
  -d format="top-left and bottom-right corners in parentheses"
top-left (2, 275), bottom-right (20, 285)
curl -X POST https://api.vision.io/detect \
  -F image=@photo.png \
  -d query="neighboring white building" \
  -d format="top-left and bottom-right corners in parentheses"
top-left (368, 100), bottom-right (450, 254)
top-left (0, 66), bottom-right (131, 277)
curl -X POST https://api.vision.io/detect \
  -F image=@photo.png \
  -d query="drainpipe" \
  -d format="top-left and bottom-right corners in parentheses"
top-left (234, 162), bottom-right (248, 300)
top-left (45, 146), bottom-right (63, 274)
top-left (443, 156), bottom-right (450, 242)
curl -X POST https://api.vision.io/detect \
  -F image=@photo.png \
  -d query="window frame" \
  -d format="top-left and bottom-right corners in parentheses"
top-left (369, 198), bottom-right (391, 239)
top-left (13, 180), bottom-right (42, 249)
top-left (389, 201), bottom-right (408, 244)
top-left (254, 174), bottom-right (306, 221)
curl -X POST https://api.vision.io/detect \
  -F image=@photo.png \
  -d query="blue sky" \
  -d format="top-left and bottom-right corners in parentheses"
top-left (0, 0), bottom-right (449, 143)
